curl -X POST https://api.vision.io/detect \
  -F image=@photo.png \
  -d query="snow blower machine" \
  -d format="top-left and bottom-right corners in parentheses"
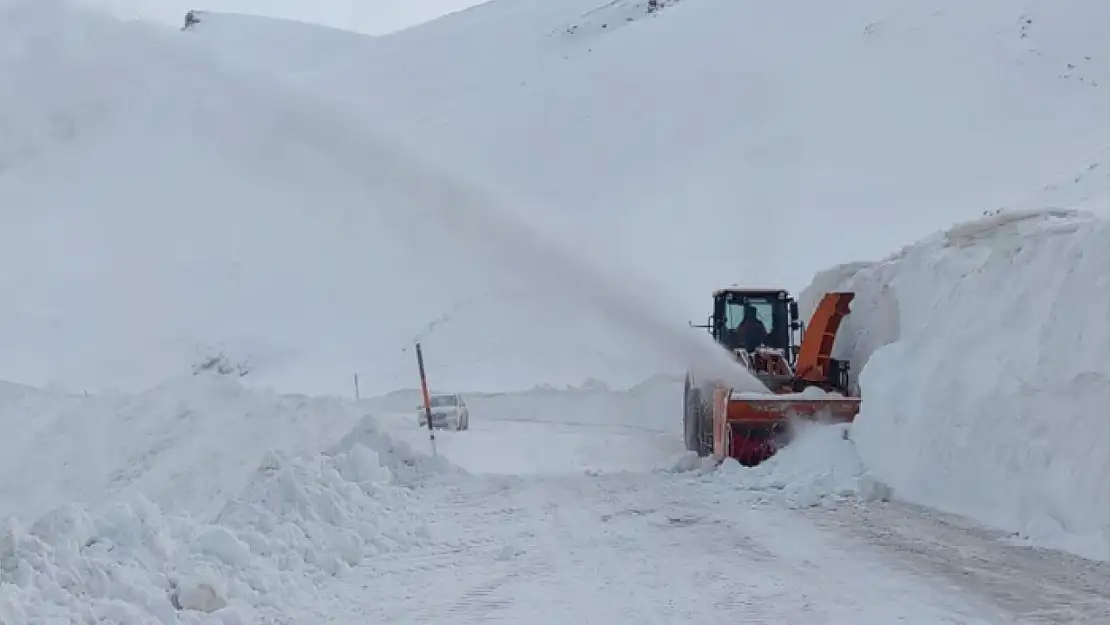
top-left (684, 288), bottom-right (860, 466)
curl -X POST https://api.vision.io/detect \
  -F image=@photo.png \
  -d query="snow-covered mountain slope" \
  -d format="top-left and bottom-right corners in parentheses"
top-left (187, 0), bottom-right (1109, 302)
top-left (1, 0), bottom-right (756, 397)
top-left (800, 208), bottom-right (1110, 561)
top-left (4, 0), bottom-right (1106, 396)
top-left (78, 0), bottom-right (490, 35)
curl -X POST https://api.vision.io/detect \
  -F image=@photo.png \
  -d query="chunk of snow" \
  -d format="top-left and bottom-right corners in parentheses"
top-left (726, 422), bottom-right (891, 508)
top-left (174, 570), bottom-right (229, 613)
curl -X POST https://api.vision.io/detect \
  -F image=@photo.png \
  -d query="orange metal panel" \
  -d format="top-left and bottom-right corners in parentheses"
top-left (712, 387), bottom-right (729, 459)
top-left (795, 292), bottom-right (855, 384)
top-left (725, 397), bottom-right (860, 423)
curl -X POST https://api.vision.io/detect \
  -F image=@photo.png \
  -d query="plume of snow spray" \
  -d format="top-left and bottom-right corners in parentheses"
top-left (354, 141), bottom-right (766, 393)
top-left (184, 66), bottom-right (767, 393)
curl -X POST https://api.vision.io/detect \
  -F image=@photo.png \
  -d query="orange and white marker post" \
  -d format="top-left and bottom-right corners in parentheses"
top-left (415, 342), bottom-right (437, 456)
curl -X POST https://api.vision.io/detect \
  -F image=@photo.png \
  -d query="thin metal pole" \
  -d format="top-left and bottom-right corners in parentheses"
top-left (415, 342), bottom-right (437, 454)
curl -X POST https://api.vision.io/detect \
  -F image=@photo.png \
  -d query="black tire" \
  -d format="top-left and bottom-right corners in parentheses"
top-left (683, 376), bottom-right (696, 451)
top-left (683, 380), bottom-right (712, 457)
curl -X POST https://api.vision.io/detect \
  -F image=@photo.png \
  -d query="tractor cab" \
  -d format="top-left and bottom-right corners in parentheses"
top-left (703, 288), bottom-right (800, 355)
top-left (692, 288), bottom-right (806, 392)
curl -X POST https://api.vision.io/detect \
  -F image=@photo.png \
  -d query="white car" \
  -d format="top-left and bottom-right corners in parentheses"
top-left (417, 393), bottom-right (470, 431)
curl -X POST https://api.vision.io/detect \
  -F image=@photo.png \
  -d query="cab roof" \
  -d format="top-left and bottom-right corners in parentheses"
top-left (712, 287), bottom-right (791, 297)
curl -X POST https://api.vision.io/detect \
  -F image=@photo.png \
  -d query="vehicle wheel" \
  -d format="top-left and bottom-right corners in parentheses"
top-left (683, 379), bottom-right (699, 452)
top-left (683, 382), bottom-right (712, 457)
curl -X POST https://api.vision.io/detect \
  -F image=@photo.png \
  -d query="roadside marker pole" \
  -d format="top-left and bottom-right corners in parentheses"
top-left (353, 373), bottom-right (361, 401)
top-left (415, 342), bottom-right (437, 456)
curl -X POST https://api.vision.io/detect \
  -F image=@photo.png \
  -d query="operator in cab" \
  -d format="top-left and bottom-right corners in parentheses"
top-left (737, 304), bottom-right (768, 351)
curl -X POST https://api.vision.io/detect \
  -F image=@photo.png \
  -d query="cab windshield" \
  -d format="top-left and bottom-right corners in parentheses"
top-left (717, 292), bottom-right (787, 351)
top-left (724, 296), bottom-right (776, 334)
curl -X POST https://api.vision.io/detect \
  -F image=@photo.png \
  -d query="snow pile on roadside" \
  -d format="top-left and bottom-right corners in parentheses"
top-left (801, 208), bottom-right (1110, 560)
top-left (0, 404), bottom-right (450, 624)
top-left (0, 375), bottom-right (366, 522)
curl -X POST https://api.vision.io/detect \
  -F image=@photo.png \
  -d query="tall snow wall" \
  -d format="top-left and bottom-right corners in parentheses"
top-left (800, 208), bottom-right (1110, 560)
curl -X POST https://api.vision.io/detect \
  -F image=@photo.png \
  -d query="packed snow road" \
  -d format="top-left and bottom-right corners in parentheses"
top-left (288, 473), bottom-right (1012, 624)
top-left (323, 392), bottom-right (1110, 625)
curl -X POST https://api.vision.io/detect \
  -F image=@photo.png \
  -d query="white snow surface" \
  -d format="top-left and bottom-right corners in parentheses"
top-left (0, 377), bottom-right (456, 624)
top-left (4, 0), bottom-right (1108, 397)
top-left (77, 0), bottom-right (490, 36)
top-left (720, 422), bottom-right (892, 509)
top-left (1, 0), bottom-right (763, 399)
top-left (0, 376), bottom-right (377, 523)
top-left (188, 0), bottom-right (1110, 299)
top-left (4, 373), bottom-right (1108, 624)
top-left (372, 375), bottom-right (686, 475)
top-left (801, 208), bottom-right (1110, 561)
top-left (3, 0), bottom-right (1110, 622)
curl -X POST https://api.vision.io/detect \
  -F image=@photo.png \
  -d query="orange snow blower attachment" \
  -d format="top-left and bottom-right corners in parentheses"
top-left (711, 388), bottom-right (860, 465)
top-left (685, 290), bottom-right (861, 466)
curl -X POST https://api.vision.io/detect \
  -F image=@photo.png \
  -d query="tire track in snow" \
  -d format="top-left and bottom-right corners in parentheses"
top-left (799, 501), bottom-right (1110, 624)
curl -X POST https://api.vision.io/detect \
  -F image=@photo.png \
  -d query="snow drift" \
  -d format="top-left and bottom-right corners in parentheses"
top-left (0, 376), bottom-right (454, 624)
top-left (0, 375), bottom-right (370, 522)
top-left (802, 209), bottom-right (1110, 560)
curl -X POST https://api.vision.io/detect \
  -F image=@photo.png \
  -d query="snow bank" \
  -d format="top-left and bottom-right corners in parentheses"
top-left (0, 419), bottom-right (444, 623)
top-left (801, 209), bottom-right (1110, 560)
top-left (0, 383), bottom-right (453, 624)
top-left (0, 375), bottom-right (367, 522)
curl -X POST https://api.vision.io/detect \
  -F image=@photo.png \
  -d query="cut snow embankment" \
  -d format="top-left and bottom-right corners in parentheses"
top-left (800, 208), bottom-right (1110, 561)
top-left (0, 376), bottom-right (456, 624)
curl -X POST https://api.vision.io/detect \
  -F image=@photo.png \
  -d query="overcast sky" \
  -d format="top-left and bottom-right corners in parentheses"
top-left (75, 0), bottom-right (489, 35)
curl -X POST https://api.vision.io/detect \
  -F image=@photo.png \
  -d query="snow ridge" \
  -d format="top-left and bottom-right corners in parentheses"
top-left (802, 208), bottom-right (1110, 560)
top-left (0, 395), bottom-right (450, 624)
